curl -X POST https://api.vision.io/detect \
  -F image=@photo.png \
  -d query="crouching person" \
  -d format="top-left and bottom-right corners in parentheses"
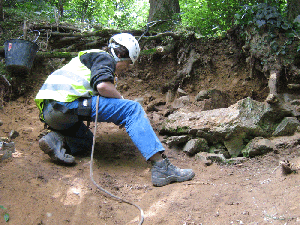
top-left (35, 33), bottom-right (195, 187)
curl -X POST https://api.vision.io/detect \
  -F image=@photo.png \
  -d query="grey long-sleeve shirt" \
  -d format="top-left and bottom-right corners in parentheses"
top-left (80, 51), bottom-right (116, 91)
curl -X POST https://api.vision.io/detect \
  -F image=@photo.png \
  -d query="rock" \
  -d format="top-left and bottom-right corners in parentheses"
top-left (151, 113), bottom-right (161, 123)
top-left (172, 96), bottom-right (190, 109)
top-left (164, 135), bottom-right (189, 147)
top-left (242, 137), bottom-right (274, 157)
top-left (162, 108), bottom-right (175, 117)
top-left (160, 97), bottom-right (300, 159)
top-left (0, 141), bottom-right (15, 161)
top-left (161, 97), bottom-right (292, 158)
top-left (9, 130), bottom-right (20, 140)
top-left (146, 100), bottom-right (166, 112)
top-left (0, 120), bottom-right (3, 126)
top-left (225, 157), bottom-right (247, 164)
top-left (272, 117), bottom-right (300, 137)
top-left (183, 138), bottom-right (209, 155)
top-left (177, 88), bottom-right (188, 97)
top-left (166, 90), bottom-right (175, 103)
top-left (195, 152), bottom-right (226, 163)
top-left (279, 160), bottom-right (294, 175)
top-left (209, 144), bottom-right (231, 158)
top-left (194, 89), bottom-right (231, 110)
top-left (195, 90), bottom-right (210, 101)
top-left (224, 134), bottom-right (245, 157)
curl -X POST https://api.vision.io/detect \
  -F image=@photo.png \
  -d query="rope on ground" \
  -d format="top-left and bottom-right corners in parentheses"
top-left (90, 95), bottom-right (144, 225)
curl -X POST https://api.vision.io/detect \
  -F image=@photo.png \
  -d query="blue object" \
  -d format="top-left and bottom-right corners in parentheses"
top-left (43, 97), bottom-right (164, 160)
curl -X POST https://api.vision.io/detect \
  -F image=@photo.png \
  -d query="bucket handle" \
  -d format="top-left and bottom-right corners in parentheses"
top-left (17, 30), bottom-right (40, 42)
top-left (32, 30), bottom-right (40, 42)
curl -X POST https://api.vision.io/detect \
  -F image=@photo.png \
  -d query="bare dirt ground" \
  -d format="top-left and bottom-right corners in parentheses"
top-left (1, 39), bottom-right (300, 225)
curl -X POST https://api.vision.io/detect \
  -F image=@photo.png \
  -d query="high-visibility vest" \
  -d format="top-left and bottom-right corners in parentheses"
top-left (35, 49), bottom-right (105, 115)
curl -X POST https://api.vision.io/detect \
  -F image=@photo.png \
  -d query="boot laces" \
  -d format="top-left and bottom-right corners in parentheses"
top-left (165, 158), bottom-right (178, 170)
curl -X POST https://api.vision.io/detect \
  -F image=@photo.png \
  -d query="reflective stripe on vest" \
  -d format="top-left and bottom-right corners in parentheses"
top-left (35, 49), bottom-right (104, 115)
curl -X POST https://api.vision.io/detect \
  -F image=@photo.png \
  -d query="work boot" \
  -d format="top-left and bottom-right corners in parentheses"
top-left (39, 131), bottom-right (75, 164)
top-left (151, 158), bottom-right (195, 187)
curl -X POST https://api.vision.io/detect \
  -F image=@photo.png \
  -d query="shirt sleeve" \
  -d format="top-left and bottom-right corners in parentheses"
top-left (79, 51), bottom-right (116, 91)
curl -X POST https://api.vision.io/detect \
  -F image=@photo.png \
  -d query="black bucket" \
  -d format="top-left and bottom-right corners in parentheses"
top-left (4, 39), bottom-right (39, 75)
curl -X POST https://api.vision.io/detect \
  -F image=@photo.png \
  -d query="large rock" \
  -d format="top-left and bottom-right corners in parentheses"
top-left (160, 97), bottom-right (292, 157)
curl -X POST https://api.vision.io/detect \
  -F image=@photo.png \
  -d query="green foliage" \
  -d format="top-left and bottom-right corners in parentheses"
top-left (180, 0), bottom-right (237, 36)
top-left (234, 3), bottom-right (290, 30)
top-left (62, 0), bottom-right (149, 30)
top-left (234, 2), bottom-right (300, 64)
top-left (0, 205), bottom-right (9, 222)
top-left (1, 0), bottom-right (294, 38)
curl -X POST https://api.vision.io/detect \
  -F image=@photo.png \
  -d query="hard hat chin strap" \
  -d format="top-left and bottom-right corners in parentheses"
top-left (110, 48), bottom-right (121, 62)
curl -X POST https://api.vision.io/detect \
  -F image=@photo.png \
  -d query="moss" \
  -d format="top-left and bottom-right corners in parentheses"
top-left (140, 48), bottom-right (157, 56)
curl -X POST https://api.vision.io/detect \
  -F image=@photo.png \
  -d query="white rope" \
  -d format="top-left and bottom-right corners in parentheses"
top-left (90, 95), bottom-right (144, 225)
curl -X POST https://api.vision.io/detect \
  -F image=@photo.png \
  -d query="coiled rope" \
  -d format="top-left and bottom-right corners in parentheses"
top-left (90, 95), bottom-right (144, 225)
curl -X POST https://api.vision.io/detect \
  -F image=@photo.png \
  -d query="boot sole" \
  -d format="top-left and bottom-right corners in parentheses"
top-left (39, 138), bottom-right (75, 164)
top-left (152, 171), bottom-right (195, 187)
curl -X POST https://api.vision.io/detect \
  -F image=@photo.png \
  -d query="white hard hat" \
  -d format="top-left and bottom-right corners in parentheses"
top-left (109, 33), bottom-right (140, 64)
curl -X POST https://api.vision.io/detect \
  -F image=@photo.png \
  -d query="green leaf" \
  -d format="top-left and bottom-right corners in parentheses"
top-left (4, 213), bottom-right (9, 222)
top-left (256, 20), bottom-right (266, 27)
top-left (0, 206), bottom-right (6, 210)
top-left (297, 45), bottom-right (300, 52)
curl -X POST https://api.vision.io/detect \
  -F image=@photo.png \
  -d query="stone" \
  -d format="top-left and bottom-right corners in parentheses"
top-left (225, 157), bottom-right (247, 164)
top-left (166, 90), bottom-right (175, 103)
top-left (164, 135), bottom-right (189, 147)
top-left (172, 96), bottom-right (190, 109)
top-left (9, 130), bottom-right (20, 140)
top-left (272, 117), bottom-right (300, 137)
top-left (224, 135), bottom-right (245, 157)
top-left (183, 138), bottom-right (209, 155)
top-left (242, 137), bottom-right (274, 157)
top-left (0, 142), bottom-right (15, 161)
top-left (195, 90), bottom-right (210, 101)
top-left (177, 88), bottom-right (188, 97)
top-left (161, 97), bottom-right (291, 146)
top-left (195, 152), bottom-right (226, 163)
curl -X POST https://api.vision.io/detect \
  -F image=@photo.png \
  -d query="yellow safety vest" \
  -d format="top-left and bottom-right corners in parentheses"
top-left (35, 49), bottom-right (104, 115)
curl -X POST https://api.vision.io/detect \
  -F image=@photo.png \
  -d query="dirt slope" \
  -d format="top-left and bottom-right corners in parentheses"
top-left (1, 39), bottom-right (300, 225)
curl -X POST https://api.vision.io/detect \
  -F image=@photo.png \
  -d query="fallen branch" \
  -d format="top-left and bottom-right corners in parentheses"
top-left (143, 31), bottom-right (181, 40)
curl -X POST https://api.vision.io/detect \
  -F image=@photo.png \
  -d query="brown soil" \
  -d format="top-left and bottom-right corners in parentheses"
top-left (1, 39), bottom-right (300, 225)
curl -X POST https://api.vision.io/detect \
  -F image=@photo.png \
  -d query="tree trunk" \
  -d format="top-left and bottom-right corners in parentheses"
top-left (287, 0), bottom-right (300, 22)
top-left (148, 0), bottom-right (180, 23)
top-left (0, 0), bottom-right (3, 21)
top-left (58, 0), bottom-right (64, 18)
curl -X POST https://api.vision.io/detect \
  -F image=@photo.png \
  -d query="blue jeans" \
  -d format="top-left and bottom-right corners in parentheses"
top-left (43, 96), bottom-right (164, 160)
